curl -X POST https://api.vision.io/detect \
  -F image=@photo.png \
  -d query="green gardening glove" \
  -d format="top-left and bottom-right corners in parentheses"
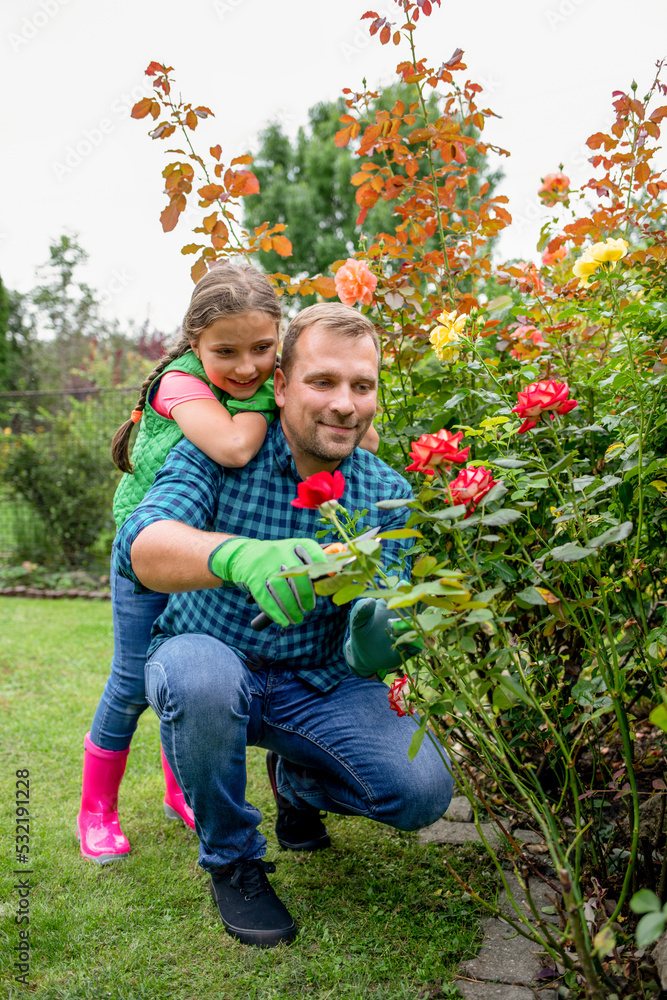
top-left (226, 379), bottom-right (277, 424)
top-left (345, 598), bottom-right (423, 680)
top-left (208, 536), bottom-right (326, 627)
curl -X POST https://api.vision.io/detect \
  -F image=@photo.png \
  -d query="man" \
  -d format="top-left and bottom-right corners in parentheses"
top-left (115, 302), bottom-right (453, 948)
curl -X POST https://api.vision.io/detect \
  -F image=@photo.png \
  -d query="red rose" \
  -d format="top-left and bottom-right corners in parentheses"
top-left (448, 466), bottom-right (497, 515)
top-left (405, 429), bottom-right (470, 475)
top-left (388, 675), bottom-right (411, 717)
top-left (291, 470), bottom-right (346, 509)
top-left (511, 379), bottom-right (578, 434)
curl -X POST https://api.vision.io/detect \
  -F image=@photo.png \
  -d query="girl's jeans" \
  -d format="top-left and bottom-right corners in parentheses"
top-left (146, 633), bottom-right (454, 871)
top-left (90, 570), bottom-right (168, 752)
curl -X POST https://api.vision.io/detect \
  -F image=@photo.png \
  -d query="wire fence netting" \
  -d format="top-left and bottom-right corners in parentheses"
top-left (0, 388), bottom-right (138, 564)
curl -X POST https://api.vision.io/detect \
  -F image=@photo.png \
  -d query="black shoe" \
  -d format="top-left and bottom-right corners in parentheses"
top-left (266, 751), bottom-right (331, 852)
top-left (209, 858), bottom-right (297, 948)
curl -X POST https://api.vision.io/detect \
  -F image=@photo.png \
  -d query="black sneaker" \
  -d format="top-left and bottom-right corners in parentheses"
top-left (209, 858), bottom-right (297, 948)
top-left (266, 751), bottom-right (331, 852)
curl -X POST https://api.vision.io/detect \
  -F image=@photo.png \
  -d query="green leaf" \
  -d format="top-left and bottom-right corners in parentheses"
top-left (490, 458), bottom-right (530, 469)
top-left (480, 509), bottom-right (522, 527)
top-left (478, 481), bottom-right (508, 507)
top-left (549, 542), bottom-right (594, 562)
top-left (618, 481), bottom-right (634, 508)
top-left (593, 926), bottom-right (616, 958)
top-left (429, 505), bottom-right (467, 520)
top-left (630, 889), bottom-right (662, 914)
top-left (465, 608), bottom-right (494, 623)
top-left (649, 703), bottom-right (667, 734)
top-left (350, 538), bottom-right (382, 556)
top-left (516, 586), bottom-right (547, 606)
top-left (491, 561), bottom-right (517, 583)
top-left (332, 584), bottom-right (367, 605)
top-left (412, 556), bottom-right (438, 577)
top-left (587, 521), bottom-right (633, 549)
top-left (375, 498), bottom-right (414, 510)
top-left (573, 475), bottom-right (596, 491)
top-left (487, 294), bottom-right (513, 312)
top-left (636, 910), bottom-right (667, 949)
top-left (499, 674), bottom-right (532, 705)
top-left (377, 529), bottom-right (422, 540)
top-left (408, 722), bottom-right (427, 761)
top-left (459, 636), bottom-right (477, 653)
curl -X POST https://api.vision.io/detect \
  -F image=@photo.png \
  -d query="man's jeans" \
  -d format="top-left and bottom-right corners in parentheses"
top-left (145, 634), bottom-right (454, 870)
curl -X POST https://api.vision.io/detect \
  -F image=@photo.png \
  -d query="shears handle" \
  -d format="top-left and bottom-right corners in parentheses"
top-left (249, 542), bottom-right (348, 631)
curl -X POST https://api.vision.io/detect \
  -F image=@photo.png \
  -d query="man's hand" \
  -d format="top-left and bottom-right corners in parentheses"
top-left (345, 598), bottom-right (423, 679)
top-left (209, 537), bottom-right (326, 628)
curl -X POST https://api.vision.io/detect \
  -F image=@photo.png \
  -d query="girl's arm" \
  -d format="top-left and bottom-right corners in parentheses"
top-left (170, 398), bottom-right (268, 468)
top-left (359, 423), bottom-right (380, 454)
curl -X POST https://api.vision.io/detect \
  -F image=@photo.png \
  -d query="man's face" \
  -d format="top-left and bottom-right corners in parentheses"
top-left (274, 324), bottom-right (378, 477)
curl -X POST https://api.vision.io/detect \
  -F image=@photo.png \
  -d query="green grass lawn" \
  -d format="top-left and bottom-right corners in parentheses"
top-left (0, 598), bottom-right (494, 1000)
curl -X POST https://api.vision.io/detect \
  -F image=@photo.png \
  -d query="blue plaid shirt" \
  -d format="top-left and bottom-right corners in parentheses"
top-left (113, 420), bottom-right (413, 691)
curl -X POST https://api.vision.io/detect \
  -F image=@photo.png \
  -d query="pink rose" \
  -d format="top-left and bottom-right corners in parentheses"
top-left (538, 171), bottom-right (570, 205)
top-left (448, 466), bottom-right (498, 515)
top-left (291, 470), bottom-right (345, 509)
top-left (334, 258), bottom-right (378, 307)
top-left (388, 675), bottom-right (411, 717)
top-left (542, 245), bottom-right (567, 267)
top-left (512, 379), bottom-right (578, 434)
top-left (405, 429), bottom-right (470, 475)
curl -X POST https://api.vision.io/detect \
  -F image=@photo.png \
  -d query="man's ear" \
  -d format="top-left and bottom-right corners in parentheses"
top-left (273, 367), bottom-right (287, 408)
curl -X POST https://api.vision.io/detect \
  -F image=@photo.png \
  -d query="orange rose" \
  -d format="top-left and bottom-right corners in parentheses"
top-left (542, 245), bottom-right (567, 267)
top-left (334, 258), bottom-right (378, 307)
top-left (538, 171), bottom-right (570, 205)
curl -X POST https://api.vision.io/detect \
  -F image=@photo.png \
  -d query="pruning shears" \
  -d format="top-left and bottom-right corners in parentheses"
top-left (249, 526), bottom-right (381, 631)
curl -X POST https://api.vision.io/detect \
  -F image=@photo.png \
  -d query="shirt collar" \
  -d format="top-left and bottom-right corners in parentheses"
top-left (271, 419), bottom-right (358, 483)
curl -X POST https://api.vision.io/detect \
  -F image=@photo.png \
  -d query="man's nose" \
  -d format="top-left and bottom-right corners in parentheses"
top-left (329, 383), bottom-right (355, 415)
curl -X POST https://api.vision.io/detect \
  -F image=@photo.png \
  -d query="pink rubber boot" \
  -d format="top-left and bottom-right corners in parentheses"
top-left (77, 732), bottom-right (131, 863)
top-left (161, 747), bottom-right (195, 830)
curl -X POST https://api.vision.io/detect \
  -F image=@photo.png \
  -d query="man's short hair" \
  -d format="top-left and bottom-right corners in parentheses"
top-left (279, 303), bottom-right (380, 380)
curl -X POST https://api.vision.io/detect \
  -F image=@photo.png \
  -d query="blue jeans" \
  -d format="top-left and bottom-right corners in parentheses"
top-left (145, 634), bottom-right (454, 871)
top-left (90, 570), bottom-right (169, 752)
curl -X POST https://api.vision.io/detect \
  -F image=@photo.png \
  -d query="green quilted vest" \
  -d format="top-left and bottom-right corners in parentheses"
top-left (112, 351), bottom-right (226, 530)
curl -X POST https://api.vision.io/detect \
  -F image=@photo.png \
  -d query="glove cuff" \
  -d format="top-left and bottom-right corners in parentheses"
top-left (208, 536), bottom-right (247, 581)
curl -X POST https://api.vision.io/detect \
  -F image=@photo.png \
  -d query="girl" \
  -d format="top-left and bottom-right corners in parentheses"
top-left (77, 263), bottom-right (282, 863)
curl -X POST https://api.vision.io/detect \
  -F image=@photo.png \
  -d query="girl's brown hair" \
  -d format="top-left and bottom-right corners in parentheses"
top-left (111, 263), bottom-right (281, 473)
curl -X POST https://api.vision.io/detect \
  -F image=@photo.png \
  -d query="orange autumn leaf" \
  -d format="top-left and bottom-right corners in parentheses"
top-left (271, 235), bottom-right (292, 257)
top-left (160, 200), bottom-right (182, 233)
top-left (311, 275), bottom-right (337, 298)
top-left (198, 183), bottom-right (225, 202)
top-left (132, 97), bottom-right (154, 119)
top-left (210, 144), bottom-right (222, 160)
top-left (185, 110), bottom-right (198, 130)
top-left (191, 257), bottom-right (208, 284)
top-left (231, 154), bottom-right (254, 166)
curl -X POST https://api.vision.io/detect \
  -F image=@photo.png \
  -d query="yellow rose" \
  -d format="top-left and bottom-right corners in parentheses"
top-left (572, 237), bottom-right (629, 286)
top-left (429, 311), bottom-right (467, 363)
top-left (586, 237), bottom-right (629, 264)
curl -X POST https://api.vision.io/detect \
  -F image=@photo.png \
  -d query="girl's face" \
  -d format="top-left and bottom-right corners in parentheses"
top-left (194, 311), bottom-right (279, 399)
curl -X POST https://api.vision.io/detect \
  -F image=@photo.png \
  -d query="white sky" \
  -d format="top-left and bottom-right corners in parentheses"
top-left (1, 0), bottom-right (666, 335)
